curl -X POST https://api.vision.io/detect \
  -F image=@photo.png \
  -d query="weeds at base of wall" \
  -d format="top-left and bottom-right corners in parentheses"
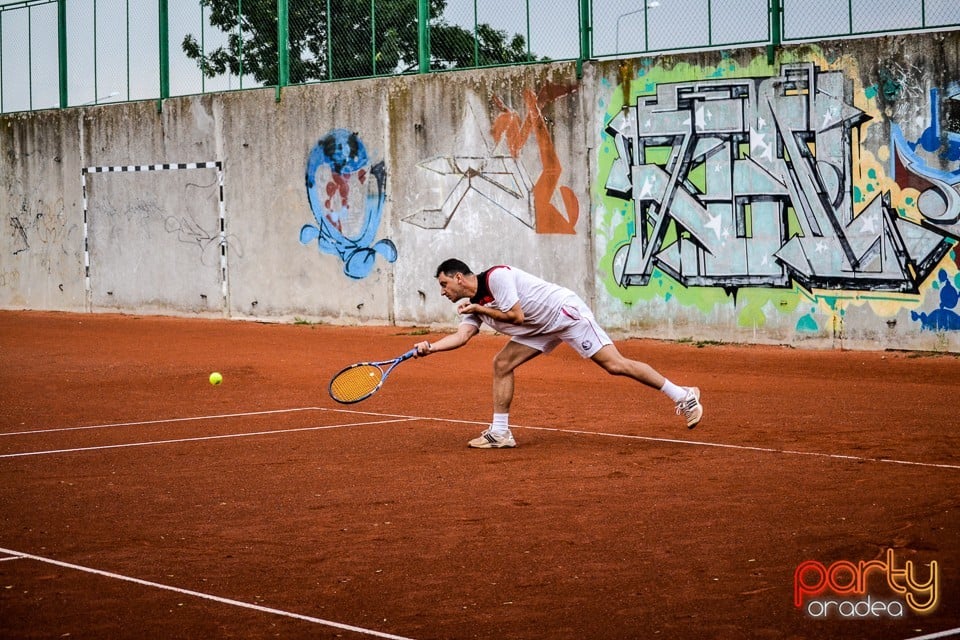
top-left (892, 332), bottom-right (960, 357)
top-left (395, 327), bottom-right (430, 336)
top-left (292, 316), bottom-right (324, 327)
top-left (676, 337), bottom-right (732, 348)
top-left (899, 350), bottom-right (960, 359)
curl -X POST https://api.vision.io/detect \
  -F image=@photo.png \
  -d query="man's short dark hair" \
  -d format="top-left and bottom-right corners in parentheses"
top-left (435, 258), bottom-right (472, 278)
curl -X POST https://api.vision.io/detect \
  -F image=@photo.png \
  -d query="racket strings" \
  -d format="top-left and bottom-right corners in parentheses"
top-left (330, 364), bottom-right (383, 403)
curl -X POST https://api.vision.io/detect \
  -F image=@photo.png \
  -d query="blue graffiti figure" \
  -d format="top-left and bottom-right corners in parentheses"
top-left (300, 129), bottom-right (397, 279)
top-left (911, 269), bottom-right (960, 331)
top-left (914, 88), bottom-right (960, 164)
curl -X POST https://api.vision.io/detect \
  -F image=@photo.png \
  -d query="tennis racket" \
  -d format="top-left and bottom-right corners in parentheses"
top-left (328, 348), bottom-right (418, 404)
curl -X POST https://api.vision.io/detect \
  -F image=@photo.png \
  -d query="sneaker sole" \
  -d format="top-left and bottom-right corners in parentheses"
top-left (468, 441), bottom-right (516, 449)
top-left (687, 388), bottom-right (703, 429)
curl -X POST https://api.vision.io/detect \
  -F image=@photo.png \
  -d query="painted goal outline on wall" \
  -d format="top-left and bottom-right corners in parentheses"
top-left (80, 161), bottom-right (228, 311)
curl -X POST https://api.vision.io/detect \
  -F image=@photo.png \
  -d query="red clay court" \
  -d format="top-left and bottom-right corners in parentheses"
top-left (1, 310), bottom-right (958, 639)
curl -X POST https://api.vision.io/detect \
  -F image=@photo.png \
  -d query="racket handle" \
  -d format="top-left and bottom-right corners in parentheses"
top-left (400, 348), bottom-right (419, 361)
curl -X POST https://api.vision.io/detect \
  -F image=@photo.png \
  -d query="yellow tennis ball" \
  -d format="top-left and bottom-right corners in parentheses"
top-left (209, 372), bottom-right (223, 386)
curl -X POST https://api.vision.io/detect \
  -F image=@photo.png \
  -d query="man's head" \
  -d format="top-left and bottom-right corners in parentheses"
top-left (435, 258), bottom-right (472, 279)
top-left (435, 258), bottom-right (476, 302)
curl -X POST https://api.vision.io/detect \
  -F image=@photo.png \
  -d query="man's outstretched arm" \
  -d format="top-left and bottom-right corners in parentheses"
top-left (414, 323), bottom-right (480, 356)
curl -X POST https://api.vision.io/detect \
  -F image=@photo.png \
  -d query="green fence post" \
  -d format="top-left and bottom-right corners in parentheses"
top-left (277, 0), bottom-right (289, 101)
top-left (767, 0), bottom-right (781, 65)
top-left (158, 0), bottom-right (169, 111)
top-left (707, 0), bottom-right (713, 47)
top-left (418, 0), bottom-right (430, 73)
top-left (578, 0), bottom-right (591, 77)
top-left (58, 0), bottom-right (67, 108)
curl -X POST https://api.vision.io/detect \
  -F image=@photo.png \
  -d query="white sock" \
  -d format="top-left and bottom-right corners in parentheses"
top-left (491, 413), bottom-right (510, 435)
top-left (660, 380), bottom-right (687, 403)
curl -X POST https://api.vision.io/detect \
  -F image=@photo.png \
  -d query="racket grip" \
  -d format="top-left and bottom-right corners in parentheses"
top-left (400, 348), bottom-right (419, 361)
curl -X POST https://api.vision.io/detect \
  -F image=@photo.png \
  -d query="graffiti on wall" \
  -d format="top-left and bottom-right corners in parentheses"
top-left (599, 59), bottom-right (960, 331)
top-left (491, 87), bottom-right (580, 234)
top-left (406, 85), bottom-right (579, 234)
top-left (890, 88), bottom-right (960, 244)
top-left (894, 87), bottom-right (960, 331)
top-left (8, 197), bottom-right (67, 254)
top-left (300, 129), bottom-right (397, 279)
top-left (5, 195), bottom-right (75, 274)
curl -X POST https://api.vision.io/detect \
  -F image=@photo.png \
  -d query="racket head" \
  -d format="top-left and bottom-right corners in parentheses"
top-left (329, 363), bottom-right (384, 404)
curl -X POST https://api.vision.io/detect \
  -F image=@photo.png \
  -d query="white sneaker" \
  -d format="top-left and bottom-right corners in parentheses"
top-left (675, 387), bottom-right (703, 429)
top-left (468, 428), bottom-right (517, 449)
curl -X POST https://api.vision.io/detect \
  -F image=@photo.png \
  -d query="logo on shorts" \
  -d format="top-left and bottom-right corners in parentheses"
top-left (581, 340), bottom-right (592, 351)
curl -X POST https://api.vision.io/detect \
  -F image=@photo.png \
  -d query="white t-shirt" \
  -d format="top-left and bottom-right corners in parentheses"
top-left (460, 265), bottom-right (581, 337)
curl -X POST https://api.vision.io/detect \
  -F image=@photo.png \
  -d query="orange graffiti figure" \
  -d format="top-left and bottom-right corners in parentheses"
top-left (491, 86), bottom-right (580, 234)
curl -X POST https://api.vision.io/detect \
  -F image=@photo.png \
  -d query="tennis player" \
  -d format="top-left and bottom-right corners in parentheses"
top-left (414, 259), bottom-right (703, 448)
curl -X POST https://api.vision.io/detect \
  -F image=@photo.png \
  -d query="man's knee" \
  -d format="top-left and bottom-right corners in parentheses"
top-left (492, 354), bottom-right (510, 377)
top-left (493, 344), bottom-right (538, 376)
top-left (594, 352), bottom-right (631, 376)
top-left (602, 359), bottom-right (629, 376)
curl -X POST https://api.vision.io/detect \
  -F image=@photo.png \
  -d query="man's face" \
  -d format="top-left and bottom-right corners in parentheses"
top-left (437, 273), bottom-right (467, 302)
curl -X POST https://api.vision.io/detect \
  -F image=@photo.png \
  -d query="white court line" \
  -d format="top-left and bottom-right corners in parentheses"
top-left (0, 407), bottom-right (325, 437)
top-left (3, 407), bottom-right (957, 471)
top-left (0, 547), bottom-right (415, 640)
top-left (327, 409), bottom-right (960, 471)
top-left (0, 418), bottom-right (417, 459)
top-left (323, 409), bottom-right (960, 472)
top-left (510, 424), bottom-right (960, 471)
top-left (904, 629), bottom-right (960, 640)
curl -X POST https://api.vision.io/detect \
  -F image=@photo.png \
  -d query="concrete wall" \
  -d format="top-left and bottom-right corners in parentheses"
top-left (2, 32), bottom-right (959, 351)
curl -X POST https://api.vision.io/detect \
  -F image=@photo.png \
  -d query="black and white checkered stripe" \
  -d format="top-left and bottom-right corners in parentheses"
top-left (81, 161), bottom-right (227, 309)
top-left (84, 162), bottom-right (222, 173)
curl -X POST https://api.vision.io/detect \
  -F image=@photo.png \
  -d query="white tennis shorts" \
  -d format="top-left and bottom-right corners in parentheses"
top-left (510, 297), bottom-right (612, 358)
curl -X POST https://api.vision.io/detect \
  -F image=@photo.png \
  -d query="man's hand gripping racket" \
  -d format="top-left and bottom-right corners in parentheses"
top-left (328, 348), bottom-right (419, 404)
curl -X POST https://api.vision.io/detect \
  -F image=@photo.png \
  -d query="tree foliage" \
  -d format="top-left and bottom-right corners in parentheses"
top-left (182, 0), bottom-right (536, 86)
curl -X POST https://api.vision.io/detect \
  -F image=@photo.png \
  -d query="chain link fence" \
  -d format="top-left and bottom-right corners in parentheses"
top-left (781, 0), bottom-right (958, 40)
top-left (1, 0), bottom-right (957, 113)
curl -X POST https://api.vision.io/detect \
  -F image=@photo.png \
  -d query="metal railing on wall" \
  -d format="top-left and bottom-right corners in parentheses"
top-left (0, 0), bottom-right (957, 114)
